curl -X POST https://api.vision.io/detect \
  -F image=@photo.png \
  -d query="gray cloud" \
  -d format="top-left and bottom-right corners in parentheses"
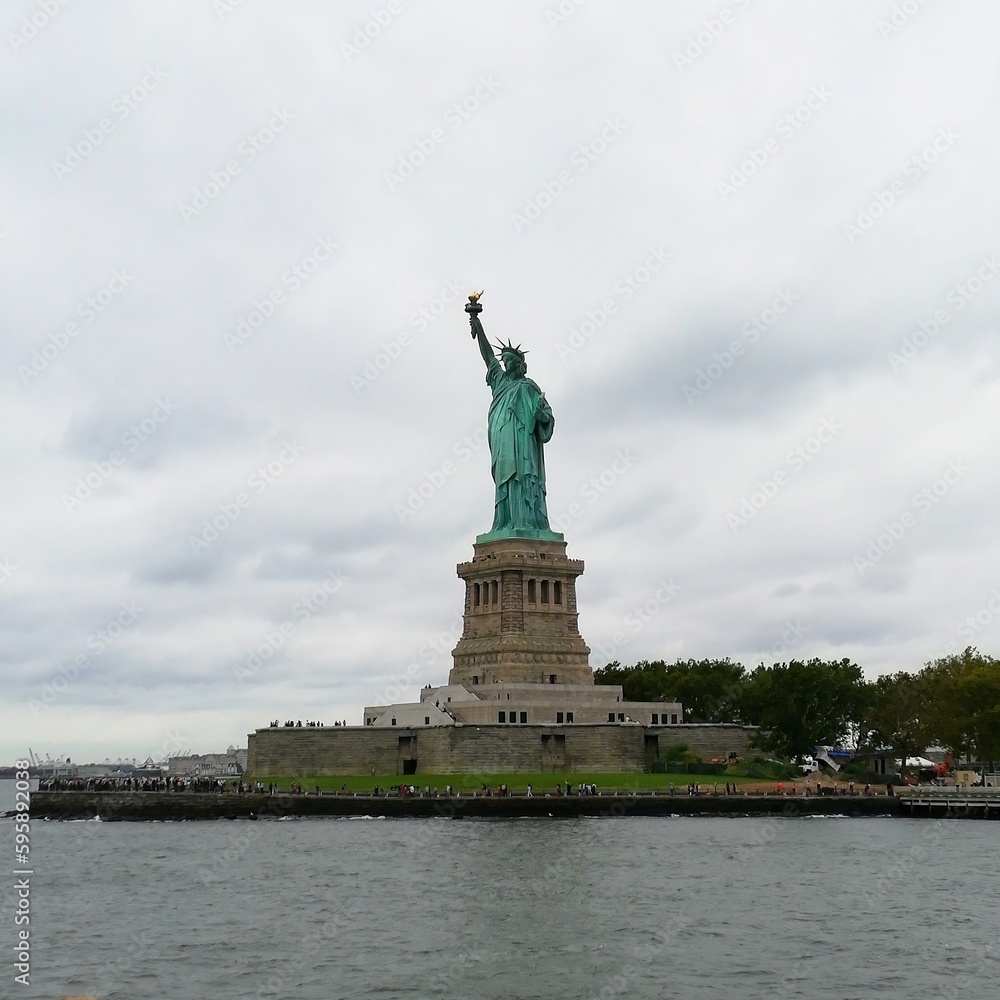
top-left (3, 1), bottom-right (999, 764)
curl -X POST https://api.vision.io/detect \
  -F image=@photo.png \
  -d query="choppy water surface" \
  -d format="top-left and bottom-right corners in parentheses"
top-left (10, 806), bottom-right (1000, 999)
top-left (0, 776), bottom-right (37, 814)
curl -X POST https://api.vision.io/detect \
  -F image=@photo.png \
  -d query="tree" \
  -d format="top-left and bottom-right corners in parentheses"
top-left (923, 648), bottom-right (1000, 768)
top-left (594, 658), bottom-right (746, 722)
top-left (659, 658), bottom-right (746, 722)
top-left (864, 671), bottom-right (932, 778)
top-left (741, 658), bottom-right (865, 761)
top-left (594, 660), bottom-right (663, 703)
top-left (851, 679), bottom-right (879, 755)
top-left (960, 656), bottom-right (1000, 766)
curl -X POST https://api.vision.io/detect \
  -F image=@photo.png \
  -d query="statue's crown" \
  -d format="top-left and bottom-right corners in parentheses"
top-left (495, 338), bottom-right (527, 361)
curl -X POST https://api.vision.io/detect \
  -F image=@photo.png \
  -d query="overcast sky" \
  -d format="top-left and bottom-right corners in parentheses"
top-left (2, 1), bottom-right (998, 765)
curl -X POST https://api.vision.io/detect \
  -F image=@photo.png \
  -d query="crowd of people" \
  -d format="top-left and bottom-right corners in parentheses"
top-left (364, 782), bottom-right (606, 798)
top-left (37, 776), bottom-right (293, 794)
top-left (268, 720), bottom-right (346, 728)
top-left (39, 776), bottom-right (171, 792)
top-left (39, 775), bottom-right (251, 793)
top-left (36, 776), bottom-right (906, 798)
top-left (370, 785), bottom-right (470, 798)
top-left (553, 782), bottom-right (599, 796)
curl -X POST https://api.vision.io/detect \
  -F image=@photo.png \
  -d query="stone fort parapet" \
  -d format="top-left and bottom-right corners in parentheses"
top-left (246, 723), bottom-right (755, 776)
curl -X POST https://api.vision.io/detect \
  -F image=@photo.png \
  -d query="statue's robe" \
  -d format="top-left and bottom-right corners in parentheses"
top-left (485, 356), bottom-right (554, 532)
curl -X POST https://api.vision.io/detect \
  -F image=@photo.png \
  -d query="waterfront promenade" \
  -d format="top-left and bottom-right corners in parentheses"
top-left (26, 788), bottom-right (901, 820)
top-left (24, 784), bottom-right (1000, 821)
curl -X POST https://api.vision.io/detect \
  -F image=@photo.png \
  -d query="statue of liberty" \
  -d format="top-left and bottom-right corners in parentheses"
top-left (466, 293), bottom-right (563, 542)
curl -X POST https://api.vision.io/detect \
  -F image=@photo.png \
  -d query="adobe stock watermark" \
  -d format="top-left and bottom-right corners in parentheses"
top-left (727, 417), bottom-right (843, 533)
top-left (8, 0), bottom-right (73, 54)
top-left (29, 600), bottom-right (144, 714)
top-left (421, 936), bottom-right (491, 998)
top-left (549, 449), bottom-right (635, 533)
top-left (717, 86), bottom-right (832, 201)
top-left (89, 930), bottom-right (158, 999)
top-left (18, 268), bottom-right (135, 384)
top-left (731, 810), bottom-right (786, 864)
top-left (51, 66), bottom-right (167, 180)
top-left (544, 0), bottom-right (588, 28)
top-left (370, 613), bottom-right (465, 706)
top-left (197, 793), bottom-right (329, 885)
top-left (224, 236), bottom-right (337, 351)
top-left (341, 1), bottom-right (406, 63)
top-left (231, 570), bottom-right (348, 682)
top-left (251, 910), bottom-right (353, 998)
top-left (384, 76), bottom-right (499, 192)
top-left (878, 0), bottom-right (933, 40)
top-left (590, 914), bottom-right (692, 1000)
top-left (934, 587), bottom-right (1000, 660)
top-left (766, 619), bottom-right (809, 659)
top-left (844, 127), bottom-right (959, 243)
top-left (61, 397), bottom-right (178, 512)
top-left (188, 440), bottom-right (306, 555)
top-left (887, 255), bottom-right (1000, 371)
top-left (682, 288), bottom-right (797, 402)
top-left (861, 821), bottom-right (944, 909)
top-left (555, 246), bottom-right (670, 360)
top-left (853, 459), bottom-right (970, 575)
top-left (934, 935), bottom-right (1000, 1000)
top-left (673, 0), bottom-right (754, 72)
top-left (351, 278), bottom-right (464, 392)
top-left (511, 117), bottom-right (627, 233)
top-left (213, 0), bottom-right (248, 20)
top-left (394, 424), bottom-right (488, 523)
top-left (152, 727), bottom-right (191, 764)
top-left (370, 662), bottom-right (422, 709)
top-left (178, 108), bottom-right (294, 224)
top-left (592, 578), bottom-right (682, 662)
top-left (956, 588), bottom-right (1000, 642)
top-left (0, 558), bottom-right (16, 584)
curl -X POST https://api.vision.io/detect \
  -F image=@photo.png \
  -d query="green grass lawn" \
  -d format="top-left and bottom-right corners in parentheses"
top-left (247, 772), bottom-right (761, 794)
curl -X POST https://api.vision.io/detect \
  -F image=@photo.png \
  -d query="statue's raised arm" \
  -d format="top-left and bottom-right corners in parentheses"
top-left (466, 291), bottom-right (495, 371)
top-left (463, 291), bottom-right (562, 543)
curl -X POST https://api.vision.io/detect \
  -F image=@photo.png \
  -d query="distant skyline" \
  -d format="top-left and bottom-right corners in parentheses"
top-left (3, 2), bottom-right (999, 764)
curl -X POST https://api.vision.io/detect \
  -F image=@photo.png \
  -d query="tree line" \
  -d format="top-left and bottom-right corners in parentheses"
top-left (594, 647), bottom-right (1000, 767)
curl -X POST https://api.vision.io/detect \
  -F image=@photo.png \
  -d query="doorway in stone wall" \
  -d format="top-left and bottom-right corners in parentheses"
top-left (402, 758), bottom-right (417, 775)
top-left (541, 733), bottom-right (566, 770)
top-left (644, 734), bottom-right (659, 770)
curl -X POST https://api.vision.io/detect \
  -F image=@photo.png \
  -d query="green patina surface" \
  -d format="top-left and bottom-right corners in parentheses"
top-left (467, 301), bottom-right (561, 542)
top-left (475, 527), bottom-right (564, 543)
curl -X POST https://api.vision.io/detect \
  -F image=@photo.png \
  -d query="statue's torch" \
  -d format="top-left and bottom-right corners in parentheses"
top-left (465, 290), bottom-right (483, 336)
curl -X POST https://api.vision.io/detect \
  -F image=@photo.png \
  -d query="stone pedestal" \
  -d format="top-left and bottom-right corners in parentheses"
top-left (448, 536), bottom-right (593, 689)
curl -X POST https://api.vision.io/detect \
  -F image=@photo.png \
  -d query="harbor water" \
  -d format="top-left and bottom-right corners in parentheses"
top-left (3, 784), bottom-right (998, 999)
